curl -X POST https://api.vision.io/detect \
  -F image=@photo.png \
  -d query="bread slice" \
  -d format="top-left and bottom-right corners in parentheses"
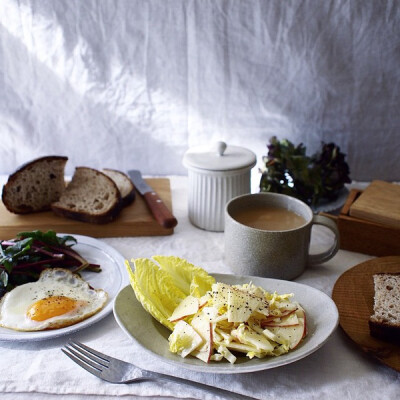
top-left (51, 167), bottom-right (122, 224)
top-left (102, 168), bottom-right (135, 207)
top-left (2, 156), bottom-right (68, 214)
top-left (369, 273), bottom-right (400, 343)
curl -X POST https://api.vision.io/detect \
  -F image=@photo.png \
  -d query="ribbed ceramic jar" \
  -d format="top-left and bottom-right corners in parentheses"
top-left (183, 142), bottom-right (256, 231)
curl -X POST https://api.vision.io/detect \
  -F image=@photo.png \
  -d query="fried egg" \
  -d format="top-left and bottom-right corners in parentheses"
top-left (0, 268), bottom-right (108, 331)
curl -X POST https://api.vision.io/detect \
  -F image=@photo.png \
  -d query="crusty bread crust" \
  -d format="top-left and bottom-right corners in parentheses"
top-left (369, 319), bottom-right (400, 343)
top-left (369, 272), bottom-right (400, 344)
top-left (102, 168), bottom-right (136, 207)
top-left (51, 167), bottom-right (122, 224)
top-left (2, 156), bottom-right (68, 214)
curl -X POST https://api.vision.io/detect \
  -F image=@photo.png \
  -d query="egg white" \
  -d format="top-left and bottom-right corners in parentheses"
top-left (0, 268), bottom-right (108, 331)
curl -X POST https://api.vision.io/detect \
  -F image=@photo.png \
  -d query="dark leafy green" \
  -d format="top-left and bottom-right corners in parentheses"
top-left (260, 136), bottom-right (351, 206)
top-left (0, 230), bottom-right (100, 298)
top-left (17, 230), bottom-right (77, 247)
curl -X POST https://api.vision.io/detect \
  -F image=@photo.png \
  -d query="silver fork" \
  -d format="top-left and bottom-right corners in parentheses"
top-left (62, 340), bottom-right (255, 400)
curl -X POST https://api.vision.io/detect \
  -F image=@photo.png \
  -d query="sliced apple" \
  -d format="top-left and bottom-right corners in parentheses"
top-left (192, 348), bottom-right (210, 363)
top-left (168, 320), bottom-right (203, 358)
top-left (192, 323), bottom-right (213, 363)
top-left (223, 341), bottom-right (255, 353)
top-left (231, 324), bottom-right (275, 352)
top-left (266, 315), bottom-right (306, 349)
top-left (199, 292), bottom-right (211, 308)
top-left (262, 312), bottom-right (299, 327)
top-left (276, 301), bottom-right (298, 313)
top-left (295, 305), bottom-right (307, 338)
top-left (247, 317), bottom-right (265, 335)
top-left (266, 308), bottom-right (297, 320)
top-left (278, 308), bottom-right (298, 317)
top-left (168, 295), bottom-right (199, 322)
top-left (209, 353), bottom-right (223, 361)
top-left (262, 327), bottom-right (285, 345)
top-left (191, 307), bottom-right (218, 362)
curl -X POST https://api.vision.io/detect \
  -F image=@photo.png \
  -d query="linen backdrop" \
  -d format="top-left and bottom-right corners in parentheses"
top-left (0, 0), bottom-right (399, 184)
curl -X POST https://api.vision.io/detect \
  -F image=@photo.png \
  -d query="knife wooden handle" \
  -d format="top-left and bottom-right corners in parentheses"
top-left (143, 192), bottom-right (178, 229)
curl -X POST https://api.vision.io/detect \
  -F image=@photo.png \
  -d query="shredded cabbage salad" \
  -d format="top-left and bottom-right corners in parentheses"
top-left (125, 256), bottom-right (307, 364)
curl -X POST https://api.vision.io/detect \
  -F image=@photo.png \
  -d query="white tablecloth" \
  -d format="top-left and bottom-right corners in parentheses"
top-left (0, 176), bottom-right (399, 400)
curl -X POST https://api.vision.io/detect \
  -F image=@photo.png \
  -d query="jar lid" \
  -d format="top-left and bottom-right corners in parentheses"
top-left (183, 141), bottom-right (256, 171)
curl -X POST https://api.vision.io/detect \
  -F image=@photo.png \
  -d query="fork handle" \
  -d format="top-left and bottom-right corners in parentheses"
top-left (141, 370), bottom-right (254, 400)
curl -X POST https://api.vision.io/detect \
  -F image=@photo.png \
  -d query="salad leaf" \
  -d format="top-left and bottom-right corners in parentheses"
top-left (0, 230), bottom-right (99, 297)
top-left (152, 256), bottom-right (216, 298)
top-left (168, 320), bottom-right (204, 357)
top-left (125, 256), bottom-right (216, 331)
top-left (17, 230), bottom-right (77, 247)
top-left (125, 258), bottom-right (187, 330)
top-left (0, 237), bottom-right (33, 273)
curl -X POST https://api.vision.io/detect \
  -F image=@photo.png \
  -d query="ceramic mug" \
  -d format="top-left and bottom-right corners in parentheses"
top-left (224, 193), bottom-right (340, 280)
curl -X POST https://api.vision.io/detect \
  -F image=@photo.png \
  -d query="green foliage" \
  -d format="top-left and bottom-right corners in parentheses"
top-left (16, 230), bottom-right (77, 246)
top-left (0, 230), bottom-right (96, 298)
top-left (260, 137), bottom-right (351, 206)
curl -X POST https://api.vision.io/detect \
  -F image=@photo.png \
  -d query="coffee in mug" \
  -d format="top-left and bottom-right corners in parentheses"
top-left (224, 193), bottom-right (340, 280)
top-left (232, 205), bottom-right (306, 231)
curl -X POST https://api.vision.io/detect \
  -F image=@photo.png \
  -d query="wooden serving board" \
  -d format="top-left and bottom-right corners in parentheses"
top-left (349, 180), bottom-right (400, 229)
top-left (0, 178), bottom-right (174, 238)
top-left (332, 256), bottom-right (400, 372)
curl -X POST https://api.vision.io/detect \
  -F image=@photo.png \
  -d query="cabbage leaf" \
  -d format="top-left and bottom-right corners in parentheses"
top-left (125, 258), bottom-right (186, 330)
top-left (125, 256), bottom-right (215, 331)
top-left (152, 255), bottom-right (215, 298)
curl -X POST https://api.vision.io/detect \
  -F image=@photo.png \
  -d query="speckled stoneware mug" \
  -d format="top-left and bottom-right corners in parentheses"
top-left (224, 193), bottom-right (340, 280)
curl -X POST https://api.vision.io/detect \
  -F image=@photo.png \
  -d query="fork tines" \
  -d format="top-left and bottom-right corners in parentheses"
top-left (62, 340), bottom-right (109, 378)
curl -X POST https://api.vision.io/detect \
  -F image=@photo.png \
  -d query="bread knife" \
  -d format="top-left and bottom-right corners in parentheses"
top-left (128, 170), bottom-right (178, 229)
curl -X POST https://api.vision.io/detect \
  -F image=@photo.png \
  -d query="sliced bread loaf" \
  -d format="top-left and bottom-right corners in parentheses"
top-left (369, 273), bottom-right (400, 343)
top-left (2, 156), bottom-right (68, 214)
top-left (51, 167), bottom-right (122, 224)
top-left (102, 168), bottom-right (135, 207)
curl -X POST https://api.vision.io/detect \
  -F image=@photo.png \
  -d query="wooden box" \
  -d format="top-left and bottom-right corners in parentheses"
top-left (322, 189), bottom-right (400, 257)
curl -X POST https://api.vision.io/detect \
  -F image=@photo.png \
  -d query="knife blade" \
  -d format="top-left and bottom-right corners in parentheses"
top-left (128, 170), bottom-right (178, 229)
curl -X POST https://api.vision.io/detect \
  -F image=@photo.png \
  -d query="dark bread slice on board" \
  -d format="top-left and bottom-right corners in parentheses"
top-left (51, 167), bottom-right (122, 224)
top-left (2, 156), bottom-right (68, 214)
top-left (102, 168), bottom-right (135, 207)
top-left (369, 272), bottom-right (400, 344)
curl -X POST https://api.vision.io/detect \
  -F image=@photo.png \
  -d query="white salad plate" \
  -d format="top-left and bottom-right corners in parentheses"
top-left (0, 234), bottom-right (127, 342)
top-left (113, 273), bottom-right (339, 374)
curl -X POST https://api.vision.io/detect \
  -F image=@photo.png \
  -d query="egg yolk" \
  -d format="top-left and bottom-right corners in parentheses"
top-left (27, 296), bottom-right (80, 321)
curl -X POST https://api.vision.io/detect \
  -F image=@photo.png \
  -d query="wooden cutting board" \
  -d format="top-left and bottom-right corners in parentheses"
top-left (349, 180), bottom-right (400, 229)
top-left (332, 256), bottom-right (400, 372)
top-left (0, 178), bottom-right (175, 238)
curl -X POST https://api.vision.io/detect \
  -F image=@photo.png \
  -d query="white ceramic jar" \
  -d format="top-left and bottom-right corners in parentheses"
top-left (183, 141), bottom-right (256, 231)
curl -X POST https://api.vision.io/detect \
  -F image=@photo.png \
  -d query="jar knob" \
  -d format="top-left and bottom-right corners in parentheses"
top-left (216, 141), bottom-right (227, 156)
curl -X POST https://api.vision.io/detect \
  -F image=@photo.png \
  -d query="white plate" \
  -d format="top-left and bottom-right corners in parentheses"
top-left (0, 234), bottom-right (126, 342)
top-left (113, 273), bottom-right (339, 374)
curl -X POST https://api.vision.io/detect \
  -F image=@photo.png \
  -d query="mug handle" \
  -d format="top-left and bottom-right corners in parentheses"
top-left (308, 214), bottom-right (340, 265)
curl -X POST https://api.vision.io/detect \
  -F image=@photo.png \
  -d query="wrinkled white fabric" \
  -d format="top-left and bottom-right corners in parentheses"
top-left (0, 175), bottom-right (399, 400)
top-left (0, 0), bottom-right (399, 181)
